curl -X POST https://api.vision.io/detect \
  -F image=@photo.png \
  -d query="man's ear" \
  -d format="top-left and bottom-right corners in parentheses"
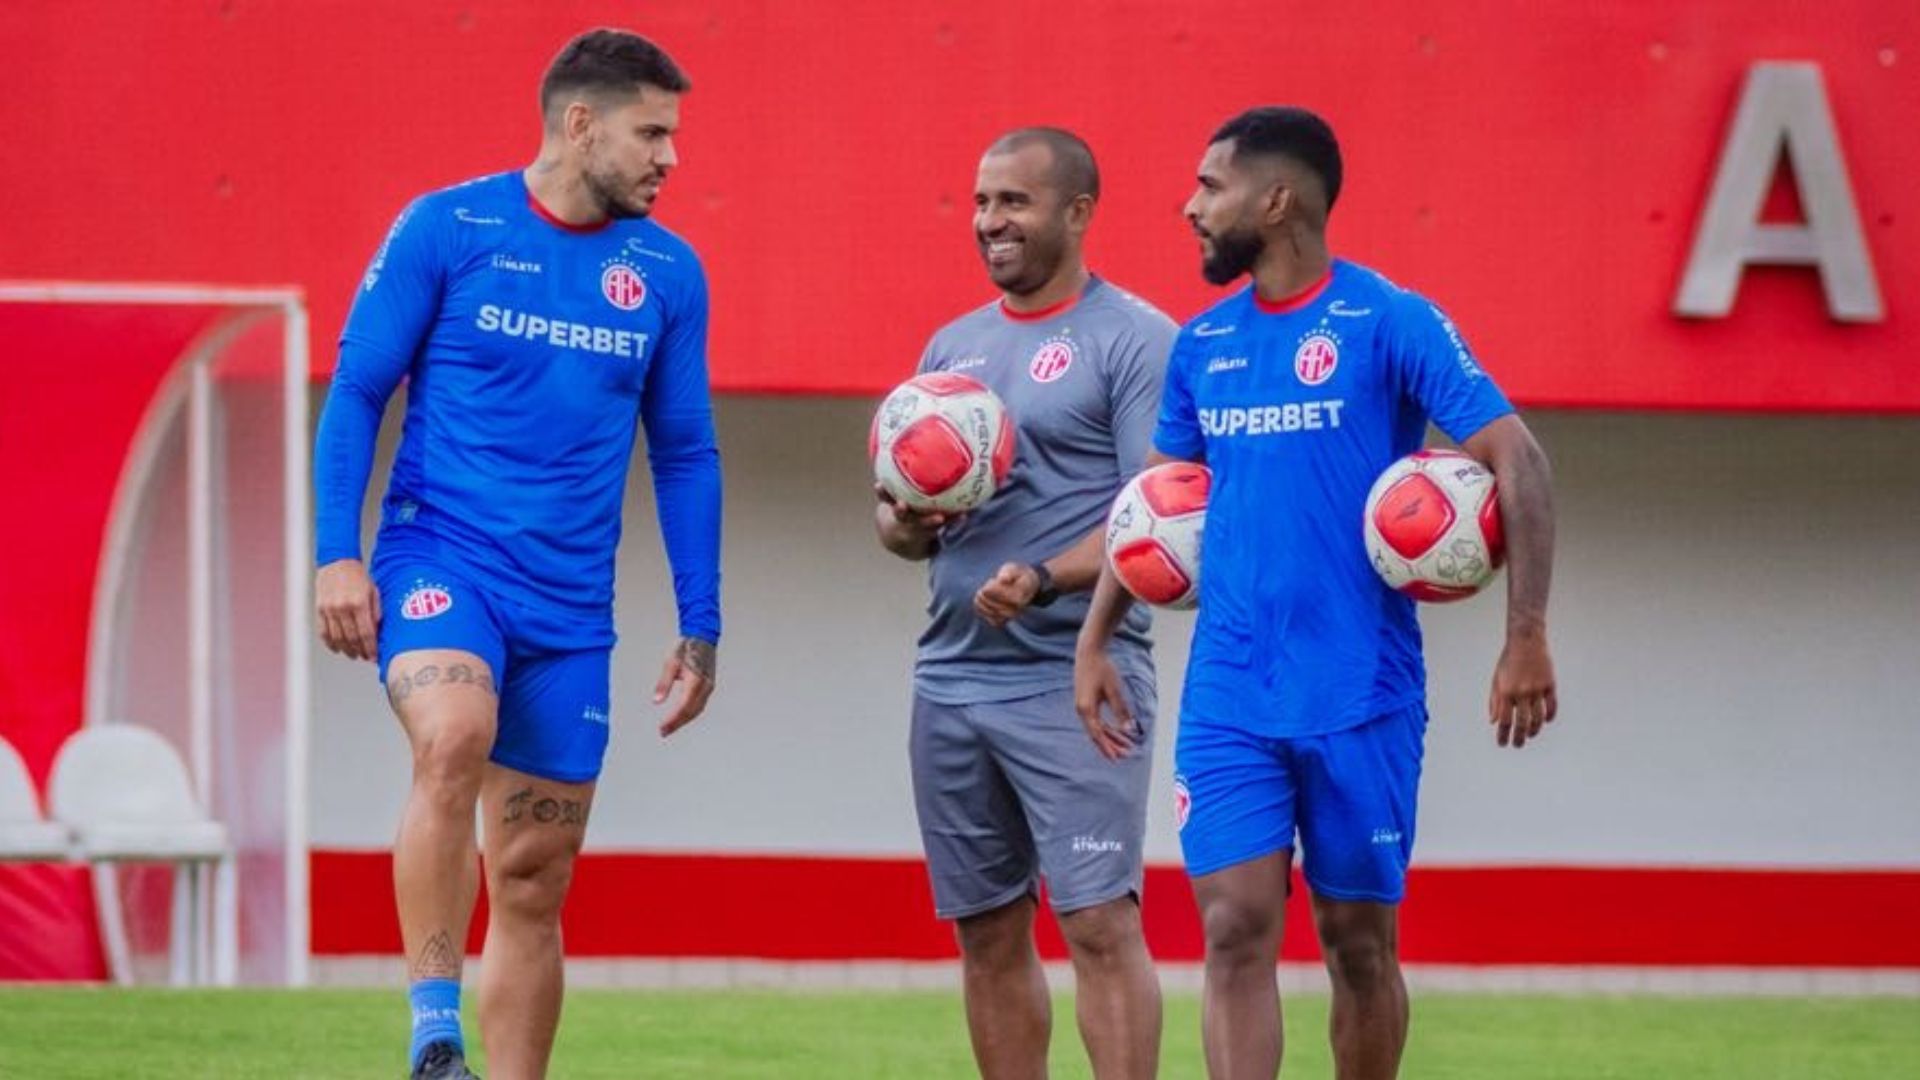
top-left (1066, 193), bottom-right (1096, 234)
top-left (1265, 184), bottom-right (1295, 227)
top-left (564, 100), bottom-right (597, 147)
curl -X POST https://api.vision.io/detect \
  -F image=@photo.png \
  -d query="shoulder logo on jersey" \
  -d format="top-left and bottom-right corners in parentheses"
top-left (1029, 335), bottom-right (1076, 383)
top-left (361, 204), bottom-right (414, 293)
top-left (1193, 322), bottom-right (1235, 337)
top-left (1173, 776), bottom-right (1192, 831)
top-left (1429, 304), bottom-right (1485, 378)
top-left (1327, 299), bottom-right (1372, 317)
top-left (624, 237), bottom-right (679, 262)
top-left (453, 207), bottom-right (506, 226)
top-left (400, 582), bottom-right (454, 621)
top-left (599, 258), bottom-right (648, 311)
top-left (1294, 330), bottom-right (1340, 386)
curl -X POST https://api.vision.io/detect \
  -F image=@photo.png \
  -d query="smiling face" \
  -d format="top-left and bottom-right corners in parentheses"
top-left (577, 85), bottom-right (681, 220)
top-left (973, 141), bottom-right (1088, 299)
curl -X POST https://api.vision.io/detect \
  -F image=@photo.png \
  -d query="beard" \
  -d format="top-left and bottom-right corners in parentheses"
top-left (1200, 224), bottom-right (1265, 285)
top-left (585, 164), bottom-right (657, 221)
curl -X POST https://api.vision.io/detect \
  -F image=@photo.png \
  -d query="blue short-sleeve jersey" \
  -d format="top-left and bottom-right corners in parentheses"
top-left (314, 172), bottom-right (722, 646)
top-left (1154, 260), bottom-right (1510, 737)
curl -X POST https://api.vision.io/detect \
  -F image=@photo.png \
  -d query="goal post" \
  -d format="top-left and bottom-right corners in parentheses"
top-left (0, 282), bottom-right (312, 986)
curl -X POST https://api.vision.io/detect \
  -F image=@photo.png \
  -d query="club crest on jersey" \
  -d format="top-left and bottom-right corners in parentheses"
top-left (1173, 776), bottom-right (1192, 831)
top-left (400, 583), bottom-right (454, 621)
top-left (599, 259), bottom-right (647, 311)
top-left (1294, 330), bottom-right (1340, 386)
top-left (1029, 336), bottom-right (1075, 383)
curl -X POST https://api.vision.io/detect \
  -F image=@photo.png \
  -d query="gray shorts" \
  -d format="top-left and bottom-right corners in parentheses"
top-left (910, 681), bottom-right (1155, 920)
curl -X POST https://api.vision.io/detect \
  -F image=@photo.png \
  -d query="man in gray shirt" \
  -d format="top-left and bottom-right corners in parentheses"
top-left (875, 128), bottom-right (1176, 1080)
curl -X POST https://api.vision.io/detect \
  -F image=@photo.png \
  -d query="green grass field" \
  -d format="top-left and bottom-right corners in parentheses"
top-left (0, 988), bottom-right (1913, 1078)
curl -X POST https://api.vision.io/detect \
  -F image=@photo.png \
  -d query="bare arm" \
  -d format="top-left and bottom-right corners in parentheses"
top-left (972, 519), bottom-right (1107, 628)
top-left (1072, 448), bottom-right (1183, 758)
top-left (1461, 414), bottom-right (1558, 747)
top-left (873, 486), bottom-right (958, 561)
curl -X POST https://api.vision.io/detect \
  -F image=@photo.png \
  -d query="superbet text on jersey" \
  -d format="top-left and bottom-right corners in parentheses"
top-left (316, 171), bottom-right (721, 645)
top-left (1154, 260), bottom-right (1512, 739)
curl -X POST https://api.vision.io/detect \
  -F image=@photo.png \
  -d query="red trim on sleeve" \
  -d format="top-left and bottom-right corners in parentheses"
top-left (1253, 267), bottom-right (1334, 314)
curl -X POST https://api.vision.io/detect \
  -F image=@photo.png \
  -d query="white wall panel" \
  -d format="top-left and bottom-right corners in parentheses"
top-left (310, 400), bottom-right (1920, 870)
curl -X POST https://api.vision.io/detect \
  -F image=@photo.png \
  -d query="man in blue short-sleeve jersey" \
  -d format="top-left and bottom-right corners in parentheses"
top-left (1076, 107), bottom-right (1559, 1079)
top-left (313, 30), bottom-right (720, 1080)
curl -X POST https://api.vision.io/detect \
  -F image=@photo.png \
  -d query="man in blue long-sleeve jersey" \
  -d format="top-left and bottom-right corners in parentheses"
top-left (313, 29), bottom-right (721, 1080)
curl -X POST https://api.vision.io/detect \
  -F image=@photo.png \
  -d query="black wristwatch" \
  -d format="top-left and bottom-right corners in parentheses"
top-left (1028, 562), bottom-right (1060, 608)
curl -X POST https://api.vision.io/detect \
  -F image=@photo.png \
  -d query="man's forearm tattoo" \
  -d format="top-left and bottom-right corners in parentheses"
top-left (387, 662), bottom-right (496, 705)
top-left (680, 637), bottom-right (717, 682)
top-left (411, 930), bottom-right (461, 980)
top-left (502, 785), bottom-right (589, 828)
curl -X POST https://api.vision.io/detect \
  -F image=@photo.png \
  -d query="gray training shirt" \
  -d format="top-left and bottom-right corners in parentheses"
top-left (913, 277), bottom-right (1177, 704)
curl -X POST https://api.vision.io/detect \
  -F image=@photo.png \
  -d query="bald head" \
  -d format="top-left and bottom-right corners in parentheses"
top-left (985, 127), bottom-right (1100, 203)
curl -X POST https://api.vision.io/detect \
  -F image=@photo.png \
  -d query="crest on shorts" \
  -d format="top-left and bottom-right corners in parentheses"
top-left (1173, 776), bottom-right (1192, 831)
top-left (1294, 330), bottom-right (1339, 386)
top-left (600, 258), bottom-right (647, 311)
top-left (1029, 336), bottom-right (1075, 383)
top-left (400, 582), bottom-right (453, 621)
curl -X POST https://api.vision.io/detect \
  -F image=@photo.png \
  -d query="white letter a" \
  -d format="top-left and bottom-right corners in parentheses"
top-left (1675, 62), bottom-right (1882, 322)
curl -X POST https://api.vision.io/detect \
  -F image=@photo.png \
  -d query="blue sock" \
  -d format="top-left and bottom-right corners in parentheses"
top-left (408, 978), bottom-right (464, 1068)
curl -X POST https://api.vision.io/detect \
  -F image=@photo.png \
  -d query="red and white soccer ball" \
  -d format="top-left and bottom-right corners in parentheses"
top-left (1105, 462), bottom-right (1211, 609)
top-left (1362, 448), bottom-right (1506, 602)
top-left (870, 372), bottom-right (1015, 513)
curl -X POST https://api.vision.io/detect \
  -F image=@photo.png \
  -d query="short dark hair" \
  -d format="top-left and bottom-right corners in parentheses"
top-left (987, 127), bottom-right (1101, 201)
top-left (540, 29), bottom-right (689, 118)
top-left (1211, 106), bottom-right (1342, 209)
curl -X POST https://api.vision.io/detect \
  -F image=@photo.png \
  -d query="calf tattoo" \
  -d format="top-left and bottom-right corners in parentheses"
top-left (502, 785), bottom-right (589, 828)
top-left (412, 930), bottom-right (460, 980)
top-left (387, 662), bottom-right (496, 705)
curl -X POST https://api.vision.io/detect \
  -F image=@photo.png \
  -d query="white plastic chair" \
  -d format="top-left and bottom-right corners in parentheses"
top-left (0, 735), bottom-right (70, 861)
top-left (49, 724), bottom-right (236, 986)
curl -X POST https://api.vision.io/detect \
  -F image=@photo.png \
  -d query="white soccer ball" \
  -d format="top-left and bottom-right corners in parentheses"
top-left (1363, 448), bottom-right (1505, 602)
top-left (1105, 461), bottom-right (1210, 609)
top-left (870, 372), bottom-right (1015, 512)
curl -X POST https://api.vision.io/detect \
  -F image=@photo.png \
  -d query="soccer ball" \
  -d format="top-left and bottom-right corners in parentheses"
top-left (1105, 462), bottom-right (1210, 609)
top-left (870, 372), bottom-right (1015, 512)
top-left (1363, 448), bottom-right (1505, 602)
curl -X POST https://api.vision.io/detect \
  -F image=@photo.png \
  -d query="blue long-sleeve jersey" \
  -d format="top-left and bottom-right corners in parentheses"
top-left (314, 171), bottom-right (722, 645)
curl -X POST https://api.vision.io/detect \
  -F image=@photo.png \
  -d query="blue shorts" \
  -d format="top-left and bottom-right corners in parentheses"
top-left (1174, 703), bottom-right (1427, 903)
top-left (374, 561), bottom-right (612, 784)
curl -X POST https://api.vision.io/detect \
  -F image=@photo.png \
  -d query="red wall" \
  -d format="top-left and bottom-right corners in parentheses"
top-left (312, 852), bottom-right (1920, 968)
top-left (2, 1), bottom-right (1913, 410)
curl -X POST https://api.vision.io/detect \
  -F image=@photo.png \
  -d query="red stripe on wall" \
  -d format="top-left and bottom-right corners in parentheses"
top-left (311, 851), bottom-right (1920, 968)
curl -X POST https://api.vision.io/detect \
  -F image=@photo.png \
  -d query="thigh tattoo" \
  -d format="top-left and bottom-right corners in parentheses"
top-left (387, 662), bottom-right (497, 706)
top-left (502, 785), bottom-right (590, 829)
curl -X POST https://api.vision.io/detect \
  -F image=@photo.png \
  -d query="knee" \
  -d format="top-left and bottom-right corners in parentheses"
top-left (955, 899), bottom-right (1036, 967)
top-left (489, 854), bottom-right (574, 927)
top-left (1059, 898), bottom-right (1142, 967)
top-left (1320, 927), bottom-right (1397, 994)
top-left (1202, 898), bottom-right (1279, 966)
top-left (409, 718), bottom-right (491, 805)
